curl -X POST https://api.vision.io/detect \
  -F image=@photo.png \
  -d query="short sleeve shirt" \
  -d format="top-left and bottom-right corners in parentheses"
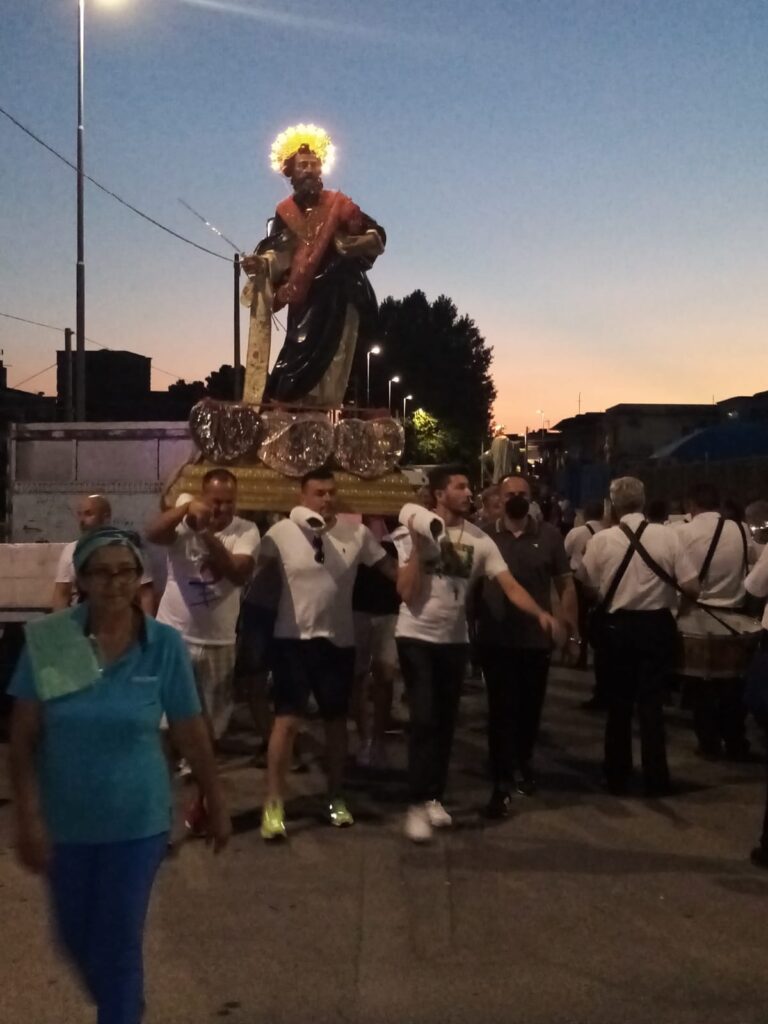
top-left (9, 606), bottom-right (201, 844)
top-left (262, 517), bottom-right (385, 647)
top-left (393, 520), bottom-right (508, 645)
top-left (582, 513), bottom-right (697, 612)
top-left (156, 516), bottom-right (260, 645)
top-left (745, 544), bottom-right (768, 628)
top-left (477, 517), bottom-right (570, 649)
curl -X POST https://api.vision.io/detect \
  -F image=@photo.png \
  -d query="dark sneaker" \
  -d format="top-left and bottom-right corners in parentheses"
top-left (515, 767), bottom-right (538, 797)
top-left (750, 845), bottom-right (768, 869)
top-left (485, 790), bottom-right (512, 819)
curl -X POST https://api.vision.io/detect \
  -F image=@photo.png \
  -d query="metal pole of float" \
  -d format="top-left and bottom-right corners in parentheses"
top-left (233, 253), bottom-right (242, 399)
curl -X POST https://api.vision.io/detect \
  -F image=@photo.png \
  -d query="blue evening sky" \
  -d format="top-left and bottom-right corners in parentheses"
top-left (2, 0), bottom-right (767, 430)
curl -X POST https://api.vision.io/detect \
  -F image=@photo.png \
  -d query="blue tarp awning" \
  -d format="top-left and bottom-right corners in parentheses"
top-left (651, 423), bottom-right (768, 462)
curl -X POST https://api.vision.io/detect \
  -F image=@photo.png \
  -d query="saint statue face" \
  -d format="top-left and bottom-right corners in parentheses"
top-left (291, 149), bottom-right (323, 201)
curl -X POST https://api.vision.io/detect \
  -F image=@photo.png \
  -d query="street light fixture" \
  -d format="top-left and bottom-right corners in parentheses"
top-left (535, 408), bottom-right (545, 432)
top-left (388, 375), bottom-right (400, 413)
top-left (366, 344), bottom-right (381, 406)
top-left (402, 394), bottom-right (413, 419)
top-left (76, 0), bottom-right (127, 420)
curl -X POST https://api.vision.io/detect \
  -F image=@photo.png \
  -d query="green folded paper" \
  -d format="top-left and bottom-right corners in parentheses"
top-left (25, 609), bottom-right (101, 702)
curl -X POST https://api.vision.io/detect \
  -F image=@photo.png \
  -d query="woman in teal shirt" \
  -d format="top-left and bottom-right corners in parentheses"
top-left (8, 527), bottom-right (231, 1024)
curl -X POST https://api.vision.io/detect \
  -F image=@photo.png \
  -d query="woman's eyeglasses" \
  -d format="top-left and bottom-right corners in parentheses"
top-left (83, 567), bottom-right (140, 584)
top-left (311, 535), bottom-right (325, 564)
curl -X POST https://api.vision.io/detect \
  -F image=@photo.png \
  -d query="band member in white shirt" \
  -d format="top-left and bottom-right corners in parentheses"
top-left (745, 547), bottom-right (768, 868)
top-left (582, 477), bottom-right (698, 796)
top-left (678, 483), bottom-right (760, 760)
top-left (565, 500), bottom-right (606, 684)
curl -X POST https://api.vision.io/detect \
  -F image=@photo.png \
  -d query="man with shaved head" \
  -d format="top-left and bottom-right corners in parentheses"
top-left (51, 495), bottom-right (155, 613)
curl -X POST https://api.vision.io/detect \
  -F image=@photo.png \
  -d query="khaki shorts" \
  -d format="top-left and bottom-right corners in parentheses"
top-left (354, 613), bottom-right (398, 676)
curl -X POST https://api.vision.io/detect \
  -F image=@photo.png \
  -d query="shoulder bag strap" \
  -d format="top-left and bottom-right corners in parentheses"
top-left (586, 523), bottom-right (596, 536)
top-left (737, 521), bottom-right (749, 575)
top-left (698, 516), bottom-right (725, 584)
top-left (600, 521), bottom-right (648, 613)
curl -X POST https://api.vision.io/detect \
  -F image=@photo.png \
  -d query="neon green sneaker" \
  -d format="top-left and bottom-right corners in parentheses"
top-left (260, 800), bottom-right (287, 841)
top-left (328, 796), bottom-right (354, 828)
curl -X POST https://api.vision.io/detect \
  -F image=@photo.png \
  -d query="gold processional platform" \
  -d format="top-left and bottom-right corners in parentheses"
top-left (164, 401), bottom-right (417, 514)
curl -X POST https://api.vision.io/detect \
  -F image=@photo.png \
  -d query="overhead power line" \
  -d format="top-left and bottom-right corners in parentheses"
top-left (0, 105), bottom-right (231, 262)
top-left (0, 310), bottom-right (185, 384)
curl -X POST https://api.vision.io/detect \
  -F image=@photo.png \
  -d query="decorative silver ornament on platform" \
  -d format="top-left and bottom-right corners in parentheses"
top-left (257, 410), bottom-right (334, 477)
top-left (189, 400), bottom-right (261, 463)
top-left (334, 417), bottom-right (404, 479)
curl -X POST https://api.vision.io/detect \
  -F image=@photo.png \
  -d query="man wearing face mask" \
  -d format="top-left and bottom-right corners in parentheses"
top-left (475, 473), bottom-right (579, 817)
top-left (394, 467), bottom-right (558, 842)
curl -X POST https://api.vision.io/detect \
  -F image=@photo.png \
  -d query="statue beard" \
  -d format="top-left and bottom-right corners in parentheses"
top-left (292, 173), bottom-right (323, 206)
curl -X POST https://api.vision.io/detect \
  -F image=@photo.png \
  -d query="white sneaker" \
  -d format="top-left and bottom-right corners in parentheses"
top-left (404, 804), bottom-right (433, 843)
top-left (425, 800), bottom-right (452, 829)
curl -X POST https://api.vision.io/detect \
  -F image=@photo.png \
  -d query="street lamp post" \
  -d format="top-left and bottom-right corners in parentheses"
top-left (75, 0), bottom-right (124, 421)
top-left (76, 0), bottom-right (86, 420)
top-left (388, 375), bottom-right (400, 413)
top-left (402, 394), bottom-right (413, 419)
top-left (366, 344), bottom-right (381, 406)
top-left (536, 408), bottom-right (545, 432)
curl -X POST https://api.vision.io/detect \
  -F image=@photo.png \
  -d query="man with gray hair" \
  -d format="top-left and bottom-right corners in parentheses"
top-left (582, 477), bottom-right (698, 795)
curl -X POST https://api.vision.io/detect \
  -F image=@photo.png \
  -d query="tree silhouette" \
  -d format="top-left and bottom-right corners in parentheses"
top-left (347, 290), bottom-right (496, 467)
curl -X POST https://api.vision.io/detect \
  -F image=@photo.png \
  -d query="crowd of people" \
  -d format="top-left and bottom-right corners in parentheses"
top-left (6, 466), bottom-right (768, 1023)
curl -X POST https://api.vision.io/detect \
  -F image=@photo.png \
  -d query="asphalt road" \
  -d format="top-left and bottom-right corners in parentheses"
top-left (1, 666), bottom-right (767, 1024)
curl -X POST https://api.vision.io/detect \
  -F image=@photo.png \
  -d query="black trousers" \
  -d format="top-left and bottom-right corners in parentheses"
top-left (602, 609), bottom-right (677, 791)
top-left (688, 677), bottom-right (748, 756)
top-left (396, 639), bottom-right (468, 803)
top-left (479, 646), bottom-right (551, 786)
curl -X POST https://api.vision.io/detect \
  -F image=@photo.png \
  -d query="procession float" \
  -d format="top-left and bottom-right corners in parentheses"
top-left (166, 123), bottom-right (414, 514)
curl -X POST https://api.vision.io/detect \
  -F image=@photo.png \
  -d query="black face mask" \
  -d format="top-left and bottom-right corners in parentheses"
top-left (505, 494), bottom-right (530, 520)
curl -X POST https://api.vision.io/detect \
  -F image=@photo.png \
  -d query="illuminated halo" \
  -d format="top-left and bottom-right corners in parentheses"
top-left (269, 123), bottom-right (336, 175)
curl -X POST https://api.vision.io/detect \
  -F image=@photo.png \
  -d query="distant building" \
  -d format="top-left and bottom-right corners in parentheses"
top-left (56, 349), bottom-right (203, 422)
top-left (0, 360), bottom-right (56, 425)
top-left (555, 403), bottom-right (718, 471)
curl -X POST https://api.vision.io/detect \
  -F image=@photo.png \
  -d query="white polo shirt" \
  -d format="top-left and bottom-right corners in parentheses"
top-left (564, 521), bottom-right (604, 573)
top-left (582, 513), bottom-right (697, 612)
top-left (392, 520), bottom-right (508, 645)
top-left (156, 516), bottom-right (260, 645)
top-left (745, 545), bottom-right (768, 628)
top-left (261, 517), bottom-right (386, 648)
top-left (677, 512), bottom-right (757, 607)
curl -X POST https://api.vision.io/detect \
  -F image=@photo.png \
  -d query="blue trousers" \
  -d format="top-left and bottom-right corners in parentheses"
top-left (48, 832), bottom-right (168, 1024)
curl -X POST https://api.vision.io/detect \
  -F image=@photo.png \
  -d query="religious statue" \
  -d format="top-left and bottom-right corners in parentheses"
top-left (240, 124), bottom-right (386, 408)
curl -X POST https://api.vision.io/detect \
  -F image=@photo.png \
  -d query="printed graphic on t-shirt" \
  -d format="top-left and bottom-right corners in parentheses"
top-left (427, 539), bottom-right (475, 580)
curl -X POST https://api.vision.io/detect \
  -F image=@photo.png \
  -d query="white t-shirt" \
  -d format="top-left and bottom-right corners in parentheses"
top-left (55, 539), bottom-right (154, 603)
top-left (261, 517), bottom-right (386, 647)
top-left (156, 516), bottom-right (260, 645)
top-left (745, 544), bottom-right (768, 628)
top-left (392, 520), bottom-right (508, 645)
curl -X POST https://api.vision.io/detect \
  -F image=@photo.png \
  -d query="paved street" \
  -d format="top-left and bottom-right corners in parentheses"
top-left (2, 667), bottom-right (767, 1024)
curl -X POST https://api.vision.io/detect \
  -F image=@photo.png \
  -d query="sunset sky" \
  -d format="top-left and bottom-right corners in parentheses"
top-left (2, 0), bottom-right (767, 433)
